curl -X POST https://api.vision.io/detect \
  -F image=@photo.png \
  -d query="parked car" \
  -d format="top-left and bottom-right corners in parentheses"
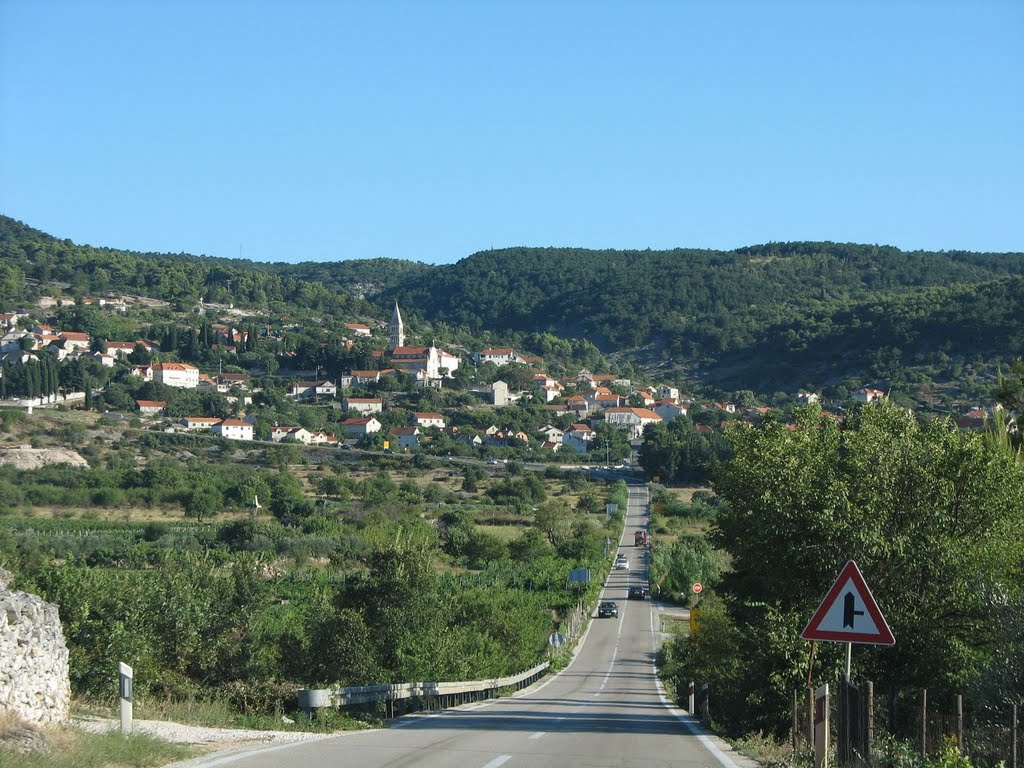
top-left (614, 554), bottom-right (630, 570)
top-left (598, 601), bottom-right (619, 618)
top-left (628, 585), bottom-right (647, 600)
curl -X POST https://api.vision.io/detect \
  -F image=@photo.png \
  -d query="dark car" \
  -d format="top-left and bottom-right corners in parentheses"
top-left (628, 585), bottom-right (647, 600)
top-left (598, 601), bottom-right (619, 618)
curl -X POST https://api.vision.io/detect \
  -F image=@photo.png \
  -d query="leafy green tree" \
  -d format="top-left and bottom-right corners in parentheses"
top-left (185, 482), bottom-right (223, 522)
top-left (638, 418), bottom-right (732, 484)
top-left (533, 500), bottom-right (573, 549)
top-left (648, 534), bottom-right (726, 603)
top-left (592, 421), bottom-right (631, 462)
top-left (269, 469), bottom-right (315, 523)
top-left (672, 402), bottom-right (1024, 735)
top-left (348, 525), bottom-right (456, 681)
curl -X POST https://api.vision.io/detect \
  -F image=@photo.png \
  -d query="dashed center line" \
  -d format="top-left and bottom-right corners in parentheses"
top-left (528, 731), bottom-right (546, 740)
top-left (481, 756), bottom-right (512, 768)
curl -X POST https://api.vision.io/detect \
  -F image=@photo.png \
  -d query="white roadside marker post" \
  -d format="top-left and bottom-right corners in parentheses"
top-left (119, 662), bottom-right (133, 735)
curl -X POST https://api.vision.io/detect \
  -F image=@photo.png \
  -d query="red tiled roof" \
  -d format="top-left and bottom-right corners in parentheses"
top-left (606, 407), bottom-right (661, 419)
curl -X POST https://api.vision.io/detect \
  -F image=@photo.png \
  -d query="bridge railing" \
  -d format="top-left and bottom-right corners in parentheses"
top-left (298, 661), bottom-right (550, 718)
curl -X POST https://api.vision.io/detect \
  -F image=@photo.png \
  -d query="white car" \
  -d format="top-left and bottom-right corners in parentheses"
top-left (614, 554), bottom-right (630, 570)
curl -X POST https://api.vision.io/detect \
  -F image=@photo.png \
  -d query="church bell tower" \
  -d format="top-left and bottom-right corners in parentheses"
top-left (389, 301), bottom-right (405, 351)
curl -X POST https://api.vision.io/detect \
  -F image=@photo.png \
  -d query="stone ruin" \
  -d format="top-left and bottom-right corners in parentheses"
top-left (0, 567), bottom-right (71, 725)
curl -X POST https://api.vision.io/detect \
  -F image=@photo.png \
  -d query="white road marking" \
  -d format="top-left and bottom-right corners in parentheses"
top-left (481, 756), bottom-right (513, 768)
top-left (635, 486), bottom-right (741, 768)
top-left (528, 731), bottom-right (546, 740)
top-left (183, 735), bottom-right (338, 767)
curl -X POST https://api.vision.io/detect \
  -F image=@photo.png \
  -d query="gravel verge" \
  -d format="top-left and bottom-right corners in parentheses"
top-left (73, 714), bottom-right (335, 747)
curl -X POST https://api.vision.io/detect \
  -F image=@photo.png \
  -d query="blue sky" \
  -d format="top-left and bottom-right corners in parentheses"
top-left (1, 1), bottom-right (1021, 264)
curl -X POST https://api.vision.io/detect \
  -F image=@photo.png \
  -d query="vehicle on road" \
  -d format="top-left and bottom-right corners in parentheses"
top-left (598, 601), bottom-right (619, 618)
top-left (634, 530), bottom-right (649, 546)
top-left (614, 554), bottom-right (629, 570)
top-left (628, 585), bottom-right (647, 600)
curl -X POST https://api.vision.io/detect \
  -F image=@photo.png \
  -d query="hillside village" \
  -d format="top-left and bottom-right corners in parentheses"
top-left (0, 291), bottom-right (1005, 465)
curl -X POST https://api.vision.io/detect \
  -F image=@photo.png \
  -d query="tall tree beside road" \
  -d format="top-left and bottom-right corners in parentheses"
top-left (638, 417), bottom-right (732, 484)
top-left (668, 402), bottom-right (1024, 735)
top-left (592, 421), bottom-right (631, 462)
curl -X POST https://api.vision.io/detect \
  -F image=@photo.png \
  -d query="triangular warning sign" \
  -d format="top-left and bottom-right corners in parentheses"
top-left (801, 560), bottom-right (895, 645)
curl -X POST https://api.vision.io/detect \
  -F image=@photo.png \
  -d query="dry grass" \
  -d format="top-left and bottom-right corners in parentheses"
top-left (658, 486), bottom-right (712, 503)
top-left (0, 710), bottom-right (198, 768)
top-left (728, 731), bottom-right (803, 767)
top-left (660, 615), bottom-right (690, 637)
top-left (474, 524), bottom-right (528, 542)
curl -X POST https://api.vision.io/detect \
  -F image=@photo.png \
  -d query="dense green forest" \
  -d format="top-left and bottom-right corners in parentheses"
top-left (0, 216), bottom-right (428, 313)
top-left (389, 243), bottom-right (1024, 389)
top-left (4, 214), bottom-right (1024, 394)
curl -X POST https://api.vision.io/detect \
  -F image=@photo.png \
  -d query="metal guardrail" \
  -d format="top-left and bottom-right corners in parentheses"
top-left (298, 661), bottom-right (550, 718)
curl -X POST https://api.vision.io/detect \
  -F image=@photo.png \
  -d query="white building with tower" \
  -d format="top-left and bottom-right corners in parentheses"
top-left (386, 302), bottom-right (460, 381)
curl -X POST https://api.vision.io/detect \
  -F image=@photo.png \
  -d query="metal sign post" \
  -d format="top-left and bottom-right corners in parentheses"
top-left (119, 662), bottom-right (134, 735)
top-left (803, 562), bottom-right (893, 768)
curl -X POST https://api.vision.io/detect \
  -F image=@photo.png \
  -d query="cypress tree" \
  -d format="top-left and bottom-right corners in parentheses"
top-left (27, 361), bottom-right (39, 399)
top-left (44, 356), bottom-right (55, 396)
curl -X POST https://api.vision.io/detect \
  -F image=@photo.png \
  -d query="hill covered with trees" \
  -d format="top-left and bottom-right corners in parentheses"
top-left (4, 214), bottom-right (1024, 394)
top-left (388, 243), bottom-right (1024, 389)
top-left (0, 215), bottom-right (430, 312)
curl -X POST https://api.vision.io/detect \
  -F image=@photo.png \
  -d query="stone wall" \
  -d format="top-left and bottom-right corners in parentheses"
top-left (0, 568), bottom-right (71, 724)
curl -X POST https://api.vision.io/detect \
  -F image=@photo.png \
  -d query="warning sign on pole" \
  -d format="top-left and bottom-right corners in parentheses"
top-left (801, 560), bottom-right (895, 645)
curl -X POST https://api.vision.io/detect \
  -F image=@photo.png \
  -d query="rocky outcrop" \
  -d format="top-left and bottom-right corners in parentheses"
top-left (0, 568), bottom-right (71, 725)
top-left (0, 446), bottom-right (89, 470)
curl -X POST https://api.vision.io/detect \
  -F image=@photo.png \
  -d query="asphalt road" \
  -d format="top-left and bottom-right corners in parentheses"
top-left (191, 486), bottom-right (746, 768)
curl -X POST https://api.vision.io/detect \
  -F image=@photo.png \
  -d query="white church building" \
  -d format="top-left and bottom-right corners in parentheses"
top-left (386, 302), bottom-right (460, 381)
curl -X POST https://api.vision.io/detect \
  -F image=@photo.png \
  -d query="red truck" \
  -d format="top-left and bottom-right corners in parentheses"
top-left (634, 530), bottom-right (649, 546)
